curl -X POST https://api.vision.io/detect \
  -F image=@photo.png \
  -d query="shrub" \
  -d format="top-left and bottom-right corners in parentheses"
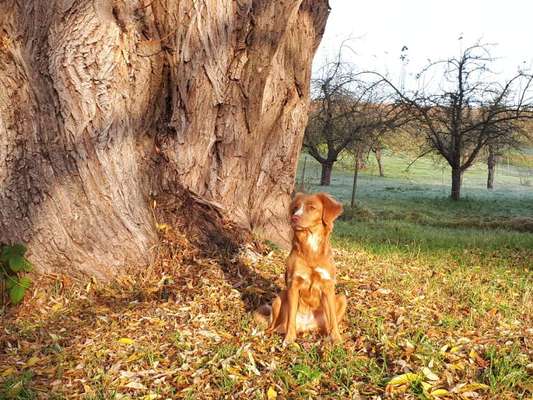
top-left (0, 243), bottom-right (33, 305)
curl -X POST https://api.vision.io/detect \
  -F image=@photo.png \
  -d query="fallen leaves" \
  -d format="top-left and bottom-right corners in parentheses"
top-left (0, 234), bottom-right (531, 399)
top-left (386, 369), bottom-right (490, 399)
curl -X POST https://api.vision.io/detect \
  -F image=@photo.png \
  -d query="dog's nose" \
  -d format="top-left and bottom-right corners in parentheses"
top-left (291, 215), bottom-right (300, 223)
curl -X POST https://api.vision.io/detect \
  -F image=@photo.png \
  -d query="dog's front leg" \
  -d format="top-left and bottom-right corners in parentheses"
top-left (323, 282), bottom-right (342, 343)
top-left (284, 277), bottom-right (303, 345)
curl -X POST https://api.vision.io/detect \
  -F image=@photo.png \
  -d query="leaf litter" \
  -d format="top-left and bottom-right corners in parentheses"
top-left (0, 222), bottom-right (531, 399)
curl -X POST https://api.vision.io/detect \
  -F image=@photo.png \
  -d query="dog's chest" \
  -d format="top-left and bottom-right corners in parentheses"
top-left (295, 264), bottom-right (334, 291)
top-left (306, 232), bottom-right (320, 252)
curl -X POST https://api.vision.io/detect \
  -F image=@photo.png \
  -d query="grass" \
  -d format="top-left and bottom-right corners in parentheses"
top-left (0, 152), bottom-right (532, 399)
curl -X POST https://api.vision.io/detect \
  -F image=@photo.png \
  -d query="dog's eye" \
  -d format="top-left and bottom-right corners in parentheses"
top-left (308, 205), bottom-right (316, 210)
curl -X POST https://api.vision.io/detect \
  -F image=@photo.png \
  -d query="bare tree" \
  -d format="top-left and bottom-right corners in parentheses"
top-left (377, 43), bottom-right (533, 200)
top-left (484, 122), bottom-right (532, 189)
top-left (304, 59), bottom-right (401, 185)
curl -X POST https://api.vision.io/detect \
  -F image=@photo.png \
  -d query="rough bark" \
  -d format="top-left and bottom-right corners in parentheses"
top-left (0, 0), bottom-right (329, 277)
top-left (451, 167), bottom-right (463, 201)
top-left (320, 161), bottom-right (333, 186)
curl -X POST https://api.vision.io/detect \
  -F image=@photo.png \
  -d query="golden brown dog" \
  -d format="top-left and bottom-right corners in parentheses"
top-left (256, 192), bottom-right (346, 345)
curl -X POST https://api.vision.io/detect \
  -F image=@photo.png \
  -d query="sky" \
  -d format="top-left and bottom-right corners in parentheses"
top-left (314, 0), bottom-right (533, 86)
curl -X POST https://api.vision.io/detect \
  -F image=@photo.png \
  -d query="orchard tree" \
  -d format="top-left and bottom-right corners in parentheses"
top-left (304, 60), bottom-right (400, 185)
top-left (0, 0), bottom-right (329, 276)
top-left (377, 43), bottom-right (533, 200)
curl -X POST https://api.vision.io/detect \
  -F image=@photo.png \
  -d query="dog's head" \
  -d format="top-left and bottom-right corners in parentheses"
top-left (289, 192), bottom-right (343, 232)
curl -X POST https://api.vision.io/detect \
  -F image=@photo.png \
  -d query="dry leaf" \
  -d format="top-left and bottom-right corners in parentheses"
top-left (422, 367), bottom-right (439, 381)
top-left (25, 356), bottom-right (40, 367)
top-left (431, 388), bottom-right (450, 397)
top-left (125, 381), bottom-right (147, 390)
top-left (267, 386), bottom-right (278, 399)
top-left (388, 372), bottom-right (419, 386)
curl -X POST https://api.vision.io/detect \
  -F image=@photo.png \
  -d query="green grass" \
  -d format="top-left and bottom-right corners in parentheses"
top-left (481, 345), bottom-right (531, 395)
top-left (297, 151), bottom-right (533, 270)
top-left (0, 372), bottom-right (36, 400)
top-left (297, 151), bottom-right (533, 234)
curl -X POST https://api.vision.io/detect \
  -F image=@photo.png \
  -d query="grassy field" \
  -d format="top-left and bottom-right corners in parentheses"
top-left (1, 153), bottom-right (532, 399)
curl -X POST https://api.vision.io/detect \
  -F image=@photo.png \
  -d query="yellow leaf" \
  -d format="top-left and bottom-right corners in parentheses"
top-left (142, 394), bottom-right (160, 400)
top-left (126, 353), bottom-right (143, 363)
top-left (388, 373), bottom-right (419, 386)
top-left (289, 342), bottom-right (301, 350)
top-left (225, 366), bottom-right (242, 376)
top-left (25, 356), bottom-right (40, 367)
top-left (267, 386), bottom-right (278, 399)
top-left (422, 367), bottom-right (439, 381)
top-left (1, 367), bottom-right (15, 377)
top-left (450, 362), bottom-right (465, 371)
top-left (457, 383), bottom-right (489, 393)
top-left (125, 381), bottom-right (147, 390)
top-left (450, 346), bottom-right (461, 353)
top-left (118, 338), bottom-right (135, 345)
top-left (156, 223), bottom-right (170, 232)
top-left (431, 388), bottom-right (450, 397)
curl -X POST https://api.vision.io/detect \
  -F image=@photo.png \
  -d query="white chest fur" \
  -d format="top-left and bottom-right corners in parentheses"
top-left (315, 267), bottom-right (332, 280)
top-left (307, 232), bottom-right (321, 252)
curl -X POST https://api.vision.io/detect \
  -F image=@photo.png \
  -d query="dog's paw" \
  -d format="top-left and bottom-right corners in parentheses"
top-left (326, 333), bottom-right (343, 345)
top-left (282, 333), bottom-right (296, 347)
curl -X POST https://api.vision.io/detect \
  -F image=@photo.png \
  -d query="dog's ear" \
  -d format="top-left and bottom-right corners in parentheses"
top-left (317, 192), bottom-right (343, 230)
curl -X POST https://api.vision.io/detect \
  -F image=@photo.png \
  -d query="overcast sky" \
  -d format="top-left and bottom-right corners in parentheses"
top-left (314, 0), bottom-right (533, 85)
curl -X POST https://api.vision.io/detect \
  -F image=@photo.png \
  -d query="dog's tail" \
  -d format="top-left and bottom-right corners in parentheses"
top-left (253, 304), bottom-right (272, 327)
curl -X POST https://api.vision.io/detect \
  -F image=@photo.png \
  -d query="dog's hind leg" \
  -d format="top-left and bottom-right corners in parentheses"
top-left (335, 294), bottom-right (347, 323)
top-left (266, 294), bottom-right (282, 333)
top-left (267, 290), bottom-right (290, 334)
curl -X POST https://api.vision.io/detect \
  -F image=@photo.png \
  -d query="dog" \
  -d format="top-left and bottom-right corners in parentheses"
top-left (255, 192), bottom-right (346, 344)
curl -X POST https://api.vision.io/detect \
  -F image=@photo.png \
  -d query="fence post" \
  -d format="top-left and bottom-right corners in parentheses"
top-left (299, 156), bottom-right (307, 192)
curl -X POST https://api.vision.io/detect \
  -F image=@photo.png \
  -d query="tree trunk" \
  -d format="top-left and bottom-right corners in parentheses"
top-left (0, 0), bottom-right (329, 277)
top-left (374, 146), bottom-right (384, 177)
top-left (451, 167), bottom-right (463, 200)
top-left (350, 153), bottom-right (360, 208)
top-left (487, 148), bottom-right (496, 190)
top-left (320, 161), bottom-right (334, 186)
top-left (298, 156), bottom-right (308, 192)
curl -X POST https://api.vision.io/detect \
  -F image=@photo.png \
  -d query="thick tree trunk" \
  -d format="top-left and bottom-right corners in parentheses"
top-left (451, 167), bottom-right (463, 201)
top-left (487, 148), bottom-right (497, 190)
top-left (320, 161), bottom-right (334, 186)
top-left (0, 0), bottom-right (329, 277)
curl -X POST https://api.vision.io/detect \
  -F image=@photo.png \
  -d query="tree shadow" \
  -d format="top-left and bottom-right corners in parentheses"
top-left (152, 191), bottom-right (281, 312)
